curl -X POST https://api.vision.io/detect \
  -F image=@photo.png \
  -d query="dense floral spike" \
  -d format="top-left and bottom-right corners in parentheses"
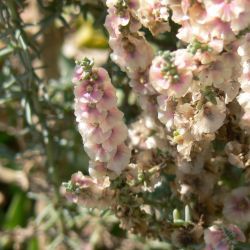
top-left (73, 58), bottom-right (131, 176)
top-left (105, 0), bottom-right (155, 96)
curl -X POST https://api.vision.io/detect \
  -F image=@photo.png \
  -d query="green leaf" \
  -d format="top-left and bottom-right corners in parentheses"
top-left (3, 191), bottom-right (31, 229)
top-left (27, 237), bottom-right (39, 250)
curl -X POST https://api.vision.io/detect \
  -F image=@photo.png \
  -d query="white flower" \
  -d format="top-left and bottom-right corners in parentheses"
top-left (193, 98), bottom-right (226, 135)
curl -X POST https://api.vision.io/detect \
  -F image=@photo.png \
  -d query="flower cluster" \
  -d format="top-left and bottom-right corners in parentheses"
top-left (137, 0), bottom-right (170, 36)
top-left (73, 58), bottom-right (131, 177)
top-left (66, 0), bottom-right (250, 248)
top-left (169, 0), bottom-right (250, 53)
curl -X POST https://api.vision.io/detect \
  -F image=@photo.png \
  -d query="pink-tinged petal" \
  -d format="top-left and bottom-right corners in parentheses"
top-left (176, 24), bottom-right (194, 44)
top-left (72, 66), bottom-right (84, 84)
top-left (209, 19), bottom-right (235, 44)
top-left (107, 143), bottom-right (131, 174)
top-left (74, 83), bottom-right (103, 104)
top-left (168, 72), bottom-right (192, 98)
top-left (94, 67), bottom-right (112, 85)
top-left (102, 123), bottom-right (128, 151)
top-left (149, 56), bottom-right (170, 93)
top-left (71, 171), bottom-right (96, 187)
top-left (96, 86), bottom-right (117, 111)
top-left (174, 49), bottom-right (196, 71)
top-left (208, 39), bottom-right (224, 53)
top-left (73, 64), bottom-right (129, 176)
top-left (110, 35), bottom-right (153, 72)
top-left (223, 187), bottom-right (250, 225)
top-left (204, 224), bottom-right (246, 250)
top-left (100, 107), bottom-right (124, 133)
top-left (205, 0), bottom-right (244, 22)
top-left (128, 70), bottom-right (156, 95)
top-left (78, 122), bottom-right (112, 144)
top-left (84, 142), bottom-right (116, 162)
top-left (88, 161), bottom-right (108, 178)
top-left (204, 226), bottom-right (224, 247)
top-left (104, 7), bottom-right (130, 38)
top-left (231, 12), bottom-right (250, 34)
top-left (75, 102), bottom-right (107, 123)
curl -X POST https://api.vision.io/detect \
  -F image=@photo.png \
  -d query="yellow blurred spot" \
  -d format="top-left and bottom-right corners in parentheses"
top-left (74, 19), bottom-right (108, 49)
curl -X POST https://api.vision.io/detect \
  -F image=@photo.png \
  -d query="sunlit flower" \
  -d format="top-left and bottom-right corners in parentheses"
top-left (231, 12), bottom-right (250, 34)
top-left (110, 35), bottom-right (153, 73)
top-left (149, 53), bottom-right (193, 98)
top-left (193, 98), bottom-right (226, 135)
top-left (73, 60), bottom-right (130, 177)
top-left (137, 0), bottom-right (170, 36)
top-left (204, 0), bottom-right (244, 22)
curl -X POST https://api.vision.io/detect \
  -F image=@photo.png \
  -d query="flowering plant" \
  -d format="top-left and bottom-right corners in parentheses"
top-left (64, 0), bottom-right (250, 248)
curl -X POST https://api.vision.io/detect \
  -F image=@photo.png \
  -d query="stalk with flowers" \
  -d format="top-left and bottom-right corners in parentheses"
top-left (64, 0), bottom-right (250, 248)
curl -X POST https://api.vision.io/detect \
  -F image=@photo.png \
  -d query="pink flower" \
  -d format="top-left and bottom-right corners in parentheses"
top-left (96, 85), bottom-right (117, 111)
top-left (208, 19), bottom-right (235, 45)
top-left (110, 35), bottom-right (153, 73)
top-left (104, 7), bottom-right (130, 38)
top-left (78, 122), bottom-right (112, 144)
top-left (193, 98), bottom-right (226, 135)
top-left (73, 59), bottom-right (130, 177)
top-left (231, 12), bottom-right (250, 34)
top-left (137, 0), bottom-right (170, 36)
top-left (72, 65), bottom-right (84, 84)
top-left (74, 81), bottom-right (103, 103)
top-left (204, 0), bottom-right (245, 22)
top-left (149, 52), bottom-right (193, 98)
top-left (100, 107), bottom-right (124, 133)
top-left (102, 123), bottom-right (128, 151)
top-left (75, 102), bottom-right (107, 123)
top-left (128, 70), bottom-right (156, 95)
top-left (107, 143), bottom-right (131, 174)
top-left (88, 161), bottom-right (109, 179)
top-left (84, 142), bottom-right (116, 162)
top-left (223, 187), bottom-right (250, 226)
top-left (204, 224), bottom-right (246, 250)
